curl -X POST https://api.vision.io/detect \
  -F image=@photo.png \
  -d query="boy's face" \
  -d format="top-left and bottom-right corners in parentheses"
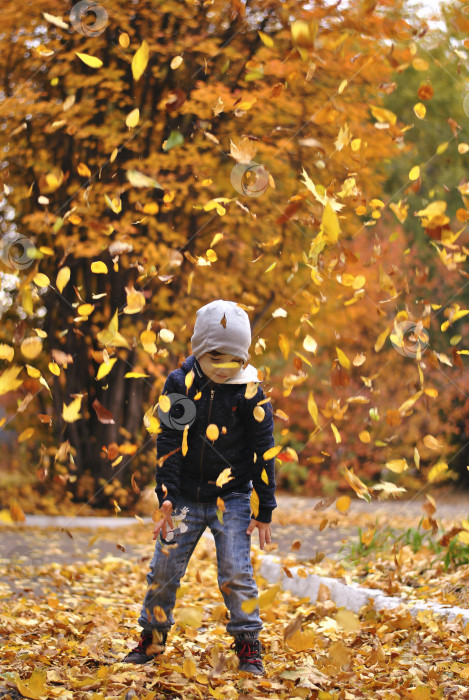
top-left (198, 350), bottom-right (244, 383)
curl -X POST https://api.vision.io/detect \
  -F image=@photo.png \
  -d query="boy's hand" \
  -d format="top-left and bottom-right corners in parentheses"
top-left (246, 519), bottom-right (271, 550)
top-left (152, 500), bottom-right (174, 541)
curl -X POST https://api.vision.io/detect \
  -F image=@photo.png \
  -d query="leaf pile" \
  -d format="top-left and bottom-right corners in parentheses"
top-left (1, 522), bottom-right (469, 698)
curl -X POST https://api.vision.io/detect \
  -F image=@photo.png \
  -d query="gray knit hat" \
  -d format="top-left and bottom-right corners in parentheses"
top-left (190, 300), bottom-right (252, 362)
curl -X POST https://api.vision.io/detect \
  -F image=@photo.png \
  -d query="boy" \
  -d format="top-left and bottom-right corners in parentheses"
top-left (122, 300), bottom-right (277, 674)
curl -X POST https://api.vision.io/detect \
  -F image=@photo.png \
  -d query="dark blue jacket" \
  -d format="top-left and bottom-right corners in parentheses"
top-left (155, 355), bottom-right (277, 523)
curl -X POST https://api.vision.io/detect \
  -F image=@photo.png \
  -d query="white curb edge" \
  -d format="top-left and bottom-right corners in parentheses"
top-left (258, 554), bottom-right (469, 624)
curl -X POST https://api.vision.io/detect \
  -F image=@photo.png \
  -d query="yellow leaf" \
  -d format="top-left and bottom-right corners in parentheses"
top-left (253, 405), bottom-right (265, 422)
top-left (182, 425), bottom-right (189, 456)
top-left (170, 55), bottom-right (183, 70)
top-left (131, 40), bottom-right (149, 81)
top-left (241, 596), bottom-right (259, 613)
top-left (258, 30), bottom-right (274, 47)
top-left (0, 344), bottom-right (14, 362)
top-left (182, 657), bottom-right (197, 679)
top-left (124, 285), bottom-right (145, 314)
top-left (33, 273), bottom-right (50, 288)
top-left (118, 31), bottom-right (130, 48)
top-left (13, 669), bottom-right (49, 700)
top-left (104, 194), bottom-right (122, 213)
top-left (321, 201), bottom-right (340, 244)
top-left (96, 358), bottom-right (117, 381)
top-left (343, 467), bottom-right (370, 501)
top-left (409, 165), bottom-right (420, 181)
top-left (62, 396), bottom-right (83, 423)
top-left (370, 105), bottom-right (397, 125)
top-left (331, 423), bottom-right (341, 443)
top-left (334, 608), bottom-right (361, 632)
top-left (48, 362), bottom-right (60, 376)
top-left (91, 261), bottom-right (108, 274)
top-left (385, 459), bottom-right (409, 473)
top-left (428, 461), bottom-right (448, 483)
top-left (258, 585), bottom-right (279, 609)
top-left (336, 495), bottom-right (351, 513)
top-left (413, 102), bottom-right (426, 119)
top-left (18, 427), bottom-right (34, 442)
top-left (75, 52), bottom-right (103, 68)
top-left (56, 266), bottom-right (70, 293)
top-left (140, 329), bottom-right (157, 354)
top-left (21, 337), bottom-right (42, 360)
top-left (251, 488), bottom-right (259, 518)
top-left (25, 365), bottom-right (41, 378)
top-left (374, 327), bottom-right (390, 352)
top-left (261, 468), bottom-right (269, 484)
top-left (77, 162), bottom-right (91, 177)
top-left (263, 445), bottom-right (282, 460)
top-left (278, 333), bottom-right (290, 361)
top-left (158, 395), bottom-right (171, 413)
top-left (125, 372), bottom-right (150, 378)
top-left (307, 392), bottom-right (319, 426)
top-left (177, 606), bottom-right (204, 628)
top-left (336, 346), bottom-right (351, 369)
top-left (216, 468), bottom-right (233, 488)
top-left (206, 424), bottom-right (219, 441)
top-left (359, 430), bottom-right (370, 443)
top-left (126, 108), bottom-right (140, 129)
top-left (77, 303), bottom-right (94, 316)
top-left (423, 434), bottom-right (440, 450)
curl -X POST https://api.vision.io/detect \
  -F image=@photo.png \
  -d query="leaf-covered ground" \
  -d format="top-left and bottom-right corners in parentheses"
top-left (2, 516), bottom-right (469, 699)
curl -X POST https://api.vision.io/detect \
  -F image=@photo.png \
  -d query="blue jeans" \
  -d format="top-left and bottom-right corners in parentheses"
top-left (137, 491), bottom-right (262, 640)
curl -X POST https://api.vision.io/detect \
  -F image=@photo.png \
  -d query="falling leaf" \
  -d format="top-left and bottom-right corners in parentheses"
top-left (56, 266), bottom-right (70, 293)
top-left (126, 169), bottom-right (163, 189)
top-left (263, 445), bottom-right (282, 460)
top-left (96, 357), bottom-right (117, 381)
top-left (385, 459), bottom-right (409, 473)
top-left (178, 606), bottom-right (204, 627)
top-left (423, 434), bottom-right (441, 450)
top-left (77, 162), bottom-right (91, 177)
top-left (278, 333), bottom-right (290, 360)
top-left (21, 337), bottom-right (42, 360)
top-left (336, 346), bottom-right (351, 369)
top-left (170, 55), bottom-right (183, 69)
top-left (10, 501), bottom-right (26, 522)
top-left (132, 40), bottom-right (149, 81)
top-left (92, 399), bottom-right (115, 424)
top-left (307, 392), bottom-right (319, 426)
top-left (163, 130), bottom-right (184, 151)
top-left (77, 303), bottom-right (94, 317)
top-left (0, 344), bottom-right (14, 362)
top-left (216, 468), bottom-right (233, 488)
top-left (124, 285), bottom-right (145, 313)
top-left (336, 495), bottom-right (351, 513)
top-left (409, 165), bottom-right (420, 181)
top-left (253, 406), bottom-right (265, 422)
top-left (303, 335), bottom-right (317, 353)
top-left (428, 461), bottom-right (448, 482)
top-left (206, 424), bottom-right (219, 441)
top-left (33, 273), bottom-right (50, 288)
top-left (343, 467), bottom-right (370, 501)
top-left (251, 488), bottom-right (259, 518)
top-left (159, 329), bottom-right (174, 343)
top-left (75, 52), bottom-right (103, 69)
top-left (91, 261), bottom-right (108, 274)
top-left (126, 108), bottom-right (140, 129)
top-left (62, 396), bottom-right (83, 423)
top-left (413, 102), bottom-right (426, 119)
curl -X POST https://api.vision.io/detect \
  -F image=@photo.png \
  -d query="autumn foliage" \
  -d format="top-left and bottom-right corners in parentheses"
top-left (0, 0), bottom-right (468, 513)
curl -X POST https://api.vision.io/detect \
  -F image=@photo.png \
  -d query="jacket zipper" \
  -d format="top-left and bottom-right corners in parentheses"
top-left (196, 387), bottom-right (215, 502)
